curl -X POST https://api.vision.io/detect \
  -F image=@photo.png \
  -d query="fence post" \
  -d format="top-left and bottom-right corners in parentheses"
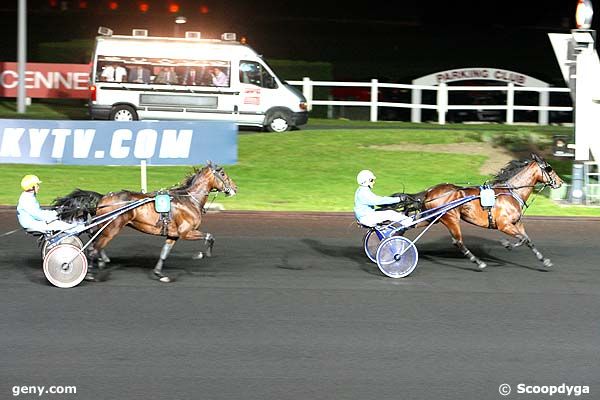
top-left (370, 79), bottom-right (378, 122)
top-left (539, 90), bottom-right (549, 125)
top-left (437, 82), bottom-right (447, 125)
top-left (302, 77), bottom-right (313, 111)
top-left (411, 88), bottom-right (422, 123)
top-left (506, 82), bottom-right (515, 124)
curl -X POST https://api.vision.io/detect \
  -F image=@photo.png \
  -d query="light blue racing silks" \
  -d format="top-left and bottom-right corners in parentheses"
top-left (354, 186), bottom-right (399, 220)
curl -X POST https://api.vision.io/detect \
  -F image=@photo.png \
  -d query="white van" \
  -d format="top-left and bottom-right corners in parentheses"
top-left (88, 28), bottom-right (308, 132)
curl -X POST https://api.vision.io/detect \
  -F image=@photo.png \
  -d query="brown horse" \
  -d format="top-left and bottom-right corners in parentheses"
top-left (395, 153), bottom-right (563, 270)
top-left (55, 162), bottom-right (237, 282)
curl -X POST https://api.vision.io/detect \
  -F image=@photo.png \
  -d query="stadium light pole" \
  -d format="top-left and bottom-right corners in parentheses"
top-left (17, 0), bottom-right (27, 113)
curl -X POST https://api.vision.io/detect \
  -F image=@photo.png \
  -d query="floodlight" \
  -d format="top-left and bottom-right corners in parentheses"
top-left (221, 32), bottom-right (236, 41)
top-left (185, 31), bottom-right (202, 39)
top-left (98, 26), bottom-right (113, 36)
top-left (132, 29), bottom-right (148, 37)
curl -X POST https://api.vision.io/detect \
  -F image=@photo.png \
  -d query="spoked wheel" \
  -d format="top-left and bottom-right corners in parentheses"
top-left (375, 236), bottom-right (419, 278)
top-left (363, 227), bottom-right (405, 263)
top-left (363, 228), bottom-right (382, 263)
top-left (42, 235), bottom-right (83, 258)
top-left (43, 244), bottom-right (88, 288)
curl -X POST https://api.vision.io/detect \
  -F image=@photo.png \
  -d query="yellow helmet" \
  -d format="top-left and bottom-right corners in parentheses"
top-left (20, 175), bottom-right (42, 191)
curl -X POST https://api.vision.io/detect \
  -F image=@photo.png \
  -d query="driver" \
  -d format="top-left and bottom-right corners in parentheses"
top-left (17, 175), bottom-right (78, 233)
top-left (354, 170), bottom-right (412, 227)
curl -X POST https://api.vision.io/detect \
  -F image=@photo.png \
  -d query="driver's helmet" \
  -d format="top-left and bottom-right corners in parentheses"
top-left (357, 170), bottom-right (376, 187)
top-left (20, 175), bottom-right (42, 191)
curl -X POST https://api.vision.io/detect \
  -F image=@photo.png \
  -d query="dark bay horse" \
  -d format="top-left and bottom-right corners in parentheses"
top-left (55, 162), bottom-right (237, 282)
top-left (395, 153), bottom-right (563, 270)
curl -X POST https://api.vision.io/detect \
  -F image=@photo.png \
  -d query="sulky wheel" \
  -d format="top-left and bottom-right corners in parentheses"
top-left (363, 228), bottom-right (383, 263)
top-left (375, 236), bottom-right (419, 278)
top-left (363, 226), bottom-right (404, 263)
top-left (42, 235), bottom-right (83, 258)
top-left (43, 244), bottom-right (88, 288)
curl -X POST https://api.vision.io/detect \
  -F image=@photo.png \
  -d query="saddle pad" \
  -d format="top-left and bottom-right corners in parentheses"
top-left (154, 194), bottom-right (171, 213)
top-left (480, 187), bottom-right (496, 208)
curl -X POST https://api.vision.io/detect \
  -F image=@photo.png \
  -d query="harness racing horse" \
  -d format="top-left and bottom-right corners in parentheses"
top-left (55, 162), bottom-right (237, 282)
top-left (395, 153), bottom-right (563, 270)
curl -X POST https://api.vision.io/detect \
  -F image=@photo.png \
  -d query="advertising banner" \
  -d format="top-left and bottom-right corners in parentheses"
top-left (0, 120), bottom-right (237, 165)
top-left (0, 62), bottom-right (90, 99)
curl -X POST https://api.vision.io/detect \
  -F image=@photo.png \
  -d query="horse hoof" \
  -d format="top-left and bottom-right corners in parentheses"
top-left (193, 252), bottom-right (204, 260)
top-left (84, 273), bottom-right (98, 282)
top-left (500, 239), bottom-right (511, 250)
top-left (478, 263), bottom-right (487, 270)
top-left (153, 271), bottom-right (171, 282)
top-left (543, 259), bottom-right (553, 268)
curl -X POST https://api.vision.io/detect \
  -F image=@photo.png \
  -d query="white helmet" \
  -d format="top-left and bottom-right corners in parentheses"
top-left (357, 170), bottom-right (376, 187)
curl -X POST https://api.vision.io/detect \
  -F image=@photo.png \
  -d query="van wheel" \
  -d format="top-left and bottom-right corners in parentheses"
top-left (265, 111), bottom-right (292, 132)
top-left (109, 105), bottom-right (138, 121)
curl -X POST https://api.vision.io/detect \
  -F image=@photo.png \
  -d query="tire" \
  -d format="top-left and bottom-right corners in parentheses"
top-left (42, 235), bottom-right (83, 258)
top-left (375, 236), bottom-right (419, 278)
top-left (43, 244), bottom-right (88, 288)
top-left (265, 110), bottom-right (292, 133)
top-left (363, 228), bottom-right (382, 263)
top-left (109, 105), bottom-right (138, 121)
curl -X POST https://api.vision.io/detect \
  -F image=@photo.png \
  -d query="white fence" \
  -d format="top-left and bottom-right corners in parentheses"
top-left (288, 78), bottom-right (573, 125)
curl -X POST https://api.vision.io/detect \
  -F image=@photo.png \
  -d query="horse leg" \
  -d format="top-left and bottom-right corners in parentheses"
top-left (497, 221), bottom-right (552, 268)
top-left (500, 236), bottom-right (527, 250)
top-left (86, 219), bottom-right (128, 280)
top-left (100, 249), bottom-right (111, 263)
top-left (153, 238), bottom-right (177, 283)
top-left (441, 215), bottom-right (487, 270)
top-left (203, 232), bottom-right (214, 258)
top-left (180, 230), bottom-right (214, 259)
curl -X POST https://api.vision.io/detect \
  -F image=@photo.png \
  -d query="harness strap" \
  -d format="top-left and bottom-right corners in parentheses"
top-left (508, 189), bottom-right (527, 209)
top-left (487, 208), bottom-right (495, 229)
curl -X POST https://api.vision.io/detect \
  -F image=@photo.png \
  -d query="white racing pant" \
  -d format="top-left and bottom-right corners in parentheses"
top-left (358, 210), bottom-right (411, 228)
top-left (23, 219), bottom-right (78, 234)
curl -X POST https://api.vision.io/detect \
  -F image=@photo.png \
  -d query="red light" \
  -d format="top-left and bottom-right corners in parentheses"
top-left (78, 0), bottom-right (88, 9)
top-left (108, 1), bottom-right (118, 10)
top-left (49, 0), bottom-right (58, 7)
top-left (199, 5), bottom-right (209, 14)
top-left (139, 2), bottom-right (149, 12)
top-left (168, 3), bottom-right (180, 13)
top-left (89, 85), bottom-right (97, 102)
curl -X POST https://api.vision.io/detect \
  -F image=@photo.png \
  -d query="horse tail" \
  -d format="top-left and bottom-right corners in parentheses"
top-left (52, 189), bottom-right (103, 222)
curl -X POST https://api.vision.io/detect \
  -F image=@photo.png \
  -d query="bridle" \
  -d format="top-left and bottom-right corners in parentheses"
top-left (534, 159), bottom-right (559, 189)
top-left (209, 165), bottom-right (235, 195)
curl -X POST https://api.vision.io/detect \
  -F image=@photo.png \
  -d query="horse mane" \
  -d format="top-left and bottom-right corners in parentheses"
top-left (489, 158), bottom-right (533, 184)
top-left (169, 166), bottom-right (207, 193)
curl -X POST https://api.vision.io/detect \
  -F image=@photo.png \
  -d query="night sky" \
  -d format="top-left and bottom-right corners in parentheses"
top-left (0, 0), bottom-right (597, 84)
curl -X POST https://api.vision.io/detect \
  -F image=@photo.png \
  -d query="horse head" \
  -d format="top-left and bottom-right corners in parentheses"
top-left (530, 153), bottom-right (563, 189)
top-left (204, 161), bottom-right (238, 196)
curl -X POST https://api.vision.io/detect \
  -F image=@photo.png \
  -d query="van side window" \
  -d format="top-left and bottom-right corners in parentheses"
top-left (239, 61), bottom-right (277, 89)
top-left (95, 55), bottom-right (230, 87)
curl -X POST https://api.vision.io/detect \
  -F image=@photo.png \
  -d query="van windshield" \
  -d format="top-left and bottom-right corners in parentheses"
top-left (95, 56), bottom-right (231, 87)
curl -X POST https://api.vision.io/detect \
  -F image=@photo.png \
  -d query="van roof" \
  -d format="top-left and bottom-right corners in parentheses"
top-left (94, 35), bottom-right (258, 60)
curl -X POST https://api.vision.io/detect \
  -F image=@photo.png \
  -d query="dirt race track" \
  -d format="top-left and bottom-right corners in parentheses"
top-left (1, 209), bottom-right (599, 400)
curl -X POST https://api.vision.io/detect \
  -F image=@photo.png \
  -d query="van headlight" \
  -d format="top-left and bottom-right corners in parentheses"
top-left (299, 101), bottom-right (307, 111)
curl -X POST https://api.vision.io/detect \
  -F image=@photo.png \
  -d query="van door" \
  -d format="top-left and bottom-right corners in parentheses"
top-left (236, 60), bottom-right (279, 126)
